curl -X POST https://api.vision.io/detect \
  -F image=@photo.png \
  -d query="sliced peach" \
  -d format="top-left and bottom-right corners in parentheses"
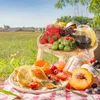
top-left (69, 68), bottom-right (93, 90)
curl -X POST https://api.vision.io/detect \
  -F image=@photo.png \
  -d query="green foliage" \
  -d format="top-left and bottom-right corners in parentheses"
top-left (91, 16), bottom-right (100, 28)
top-left (89, 0), bottom-right (100, 15)
top-left (57, 16), bottom-right (72, 23)
top-left (55, 0), bottom-right (90, 8)
top-left (72, 16), bottom-right (93, 24)
top-left (55, 0), bottom-right (100, 28)
top-left (57, 16), bottom-right (93, 25)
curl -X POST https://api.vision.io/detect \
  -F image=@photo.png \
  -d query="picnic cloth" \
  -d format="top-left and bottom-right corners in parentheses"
top-left (0, 79), bottom-right (100, 100)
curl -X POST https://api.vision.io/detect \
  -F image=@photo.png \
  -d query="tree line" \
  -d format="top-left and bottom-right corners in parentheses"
top-left (55, 0), bottom-right (100, 29)
top-left (56, 16), bottom-right (93, 27)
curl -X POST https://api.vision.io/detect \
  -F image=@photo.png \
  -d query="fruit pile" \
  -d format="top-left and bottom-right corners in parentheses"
top-left (40, 24), bottom-right (61, 44)
top-left (13, 57), bottom-right (100, 95)
top-left (34, 58), bottom-right (100, 93)
top-left (51, 36), bottom-right (76, 52)
top-left (40, 23), bottom-right (75, 45)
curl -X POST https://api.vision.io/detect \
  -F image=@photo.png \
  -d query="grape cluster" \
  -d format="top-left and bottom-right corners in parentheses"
top-left (66, 28), bottom-right (75, 35)
top-left (59, 28), bottom-right (75, 36)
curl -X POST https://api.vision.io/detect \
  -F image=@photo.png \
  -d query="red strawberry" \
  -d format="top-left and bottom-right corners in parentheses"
top-left (44, 35), bottom-right (48, 41)
top-left (40, 37), bottom-right (47, 44)
top-left (44, 31), bottom-right (49, 36)
top-left (55, 33), bottom-right (61, 39)
top-left (66, 83), bottom-right (71, 89)
top-left (66, 37), bottom-right (69, 40)
top-left (48, 37), bottom-right (55, 44)
top-left (48, 32), bottom-right (54, 37)
top-left (68, 37), bottom-right (74, 41)
top-left (52, 35), bottom-right (57, 41)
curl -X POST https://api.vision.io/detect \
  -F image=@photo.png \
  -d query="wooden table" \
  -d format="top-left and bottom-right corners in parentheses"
top-left (37, 34), bottom-right (98, 61)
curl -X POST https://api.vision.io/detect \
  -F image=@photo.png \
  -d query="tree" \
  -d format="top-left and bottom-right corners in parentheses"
top-left (57, 16), bottom-right (72, 23)
top-left (57, 16), bottom-right (93, 25)
top-left (55, 0), bottom-right (100, 28)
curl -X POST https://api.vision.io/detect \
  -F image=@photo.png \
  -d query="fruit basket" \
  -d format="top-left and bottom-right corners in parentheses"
top-left (37, 34), bottom-right (98, 61)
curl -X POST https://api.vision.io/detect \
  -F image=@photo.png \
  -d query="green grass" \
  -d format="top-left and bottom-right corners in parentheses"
top-left (0, 32), bottom-right (58, 78)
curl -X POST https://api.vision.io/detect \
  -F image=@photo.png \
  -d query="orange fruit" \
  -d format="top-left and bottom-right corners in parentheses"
top-left (35, 60), bottom-right (50, 72)
top-left (54, 61), bottom-right (66, 71)
top-left (35, 60), bottom-right (46, 67)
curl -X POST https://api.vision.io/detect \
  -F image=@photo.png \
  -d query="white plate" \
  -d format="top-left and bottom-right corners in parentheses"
top-left (9, 72), bottom-right (68, 94)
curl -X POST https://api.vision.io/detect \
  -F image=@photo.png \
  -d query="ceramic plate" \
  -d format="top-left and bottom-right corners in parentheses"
top-left (9, 72), bottom-right (68, 94)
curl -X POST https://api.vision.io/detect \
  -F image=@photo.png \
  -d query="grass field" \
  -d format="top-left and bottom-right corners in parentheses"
top-left (0, 32), bottom-right (57, 78)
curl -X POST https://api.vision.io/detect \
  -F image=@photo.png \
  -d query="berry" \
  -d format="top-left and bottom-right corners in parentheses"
top-left (94, 87), bottom-right (100, 94)
top-left (66, 28), bottom-right (75, 35)
top-left (29, 82), bottom-right (39, 89)
top-left (44, 35), bottom-right (48, 41)
top-left (44, 31), bottom-right (49, 36)
top-left (68, 37), bottom-right (74, 41)
top-left (40, 38), bottom-right (47, 44)
top-left (59, 29), bottom-right (65, 36)
top-left (51, 79), bottom-right (57, 85)
top-left (53, 69), bottom-right (59, 75)
top-left (85, 88), bottom-right (93, 94)
top-left (55, 33), bottom-right (61, 39)
top-left (45, 69), bottom-right (52, 75)
top-left (66, 83), bottom-right (71, 89)
top-left (52, 35), bottom-right (57, 41)
top-left (51, 65), bottom-right (57, 71)
top-left (66, 37), bottom-right (69, 40)
top-left (48, 38), bottom-right (55, 44)
top-left (90, 58), bottom-right (96, 64)
top-left (91, 83), bottom-right (98, 88)
top-left (48, 32), bottom-right (54, 37)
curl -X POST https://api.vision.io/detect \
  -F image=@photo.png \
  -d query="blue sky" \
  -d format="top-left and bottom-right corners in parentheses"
top-left (0, 0), bottom-right (94, 27)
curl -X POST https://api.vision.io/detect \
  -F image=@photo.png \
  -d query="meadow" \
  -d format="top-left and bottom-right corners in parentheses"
top-left (0, 32), bottom-right (57, 78)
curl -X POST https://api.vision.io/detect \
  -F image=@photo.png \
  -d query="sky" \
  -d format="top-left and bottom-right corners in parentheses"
top-left (0, 0), bottom-right (94, 27)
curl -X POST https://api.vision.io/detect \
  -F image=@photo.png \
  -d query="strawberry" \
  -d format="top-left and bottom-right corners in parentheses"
top-left (45, 69), bottom-right (52, 75)
top-left (48, 37), bottom-right (55, 44)
top-left (51, 65), bottom-right (57, 71)
top-left (44, 31), bottom-right (49, 36)
top-left (29, 82), bottom-right (39, 89)
top-left (52, 35), bottom-right (57, 41)
top-left (90, 58), bottom-right (96, 64)
top-left (66, 83), bottom-right (71, 89)
top-left (55, 33), bottom-right (61, 39)
top-left (40, 37), bottom-right (47, 44)
top-left (53, 69), bottom-right (59, 75)
top-left (68, 37), bottom-right (74, 41)
top-left (48, 31), bottom-right (54, 37)
top-left (44, 35), bottom-right (48, 42)
top-left (66, 37), bottom-right (69, 40)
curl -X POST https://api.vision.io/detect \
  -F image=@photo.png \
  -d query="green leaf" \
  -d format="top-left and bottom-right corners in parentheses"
top-left (0, 89), bottom-right (21, 99)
